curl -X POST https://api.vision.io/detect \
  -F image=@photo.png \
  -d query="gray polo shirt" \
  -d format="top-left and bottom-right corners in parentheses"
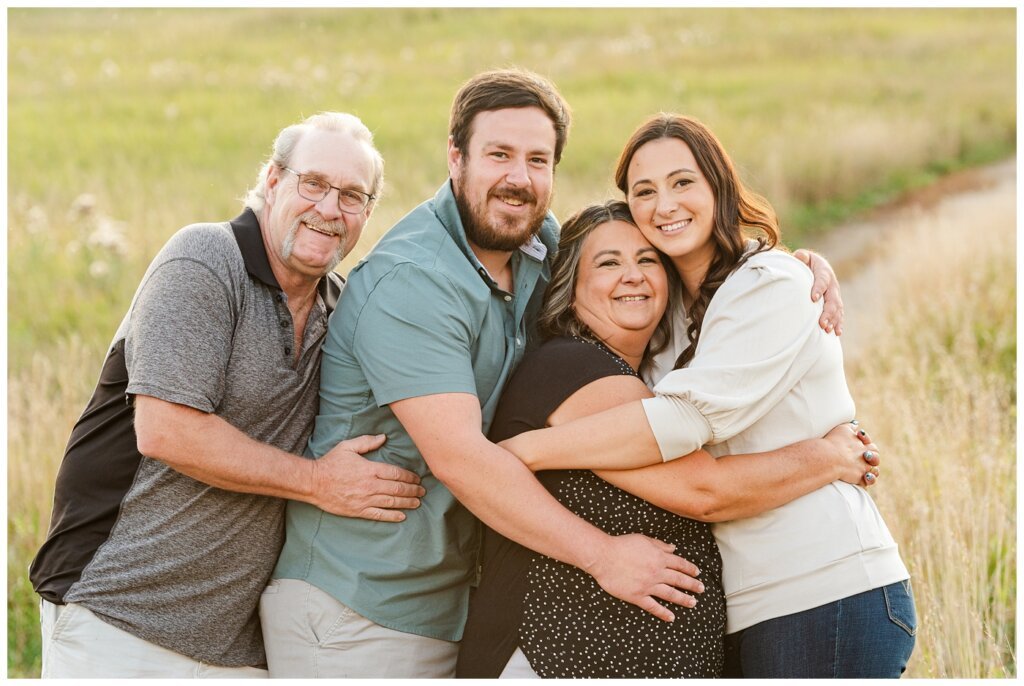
top-left (52, 209), bottom-right (340, 666)
top-left (273, 181), bottom-right (559, 641)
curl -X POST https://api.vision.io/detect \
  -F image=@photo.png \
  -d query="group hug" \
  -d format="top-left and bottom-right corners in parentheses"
top-left (30, 67), bottom-right (916, 678)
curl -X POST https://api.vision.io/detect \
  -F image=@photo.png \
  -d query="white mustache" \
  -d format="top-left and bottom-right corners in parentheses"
top-left (299, 211), bottom-right (345, 237)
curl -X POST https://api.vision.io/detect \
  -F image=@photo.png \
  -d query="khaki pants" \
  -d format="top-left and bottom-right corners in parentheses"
top-left (259, 578), bottom-right (459, 678)
top-left (39, 599), bottom-right (268, 678)
top-left (500, 648), bottom-right (541, 678)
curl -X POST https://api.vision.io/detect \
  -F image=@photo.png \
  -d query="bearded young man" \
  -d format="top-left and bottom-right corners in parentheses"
top-left (261, 69), bottom-right (845, 678)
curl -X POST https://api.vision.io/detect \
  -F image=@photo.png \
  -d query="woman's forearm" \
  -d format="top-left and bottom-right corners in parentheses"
top-left (596, 437), bottom-right (843, 522)
top-left (500, 400), bottom-right (664, 471)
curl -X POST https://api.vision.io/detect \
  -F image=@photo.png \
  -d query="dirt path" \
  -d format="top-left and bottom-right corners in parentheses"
top-left (806, 157), bottom-right (1017, 358)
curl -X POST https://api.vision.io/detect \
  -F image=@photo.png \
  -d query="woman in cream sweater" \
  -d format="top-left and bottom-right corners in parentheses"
top-left (502, 114), bottom-right (916, 678)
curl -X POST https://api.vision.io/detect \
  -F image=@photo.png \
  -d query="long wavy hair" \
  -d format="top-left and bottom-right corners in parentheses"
top-left (614, 114), bottom-right (781, 369)
top-left (537, 200), bottom-right (680, 374)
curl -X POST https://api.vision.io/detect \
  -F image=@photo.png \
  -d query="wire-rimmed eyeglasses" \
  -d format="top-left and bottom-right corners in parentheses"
top-left (282, 166), bottom-right (375, 214)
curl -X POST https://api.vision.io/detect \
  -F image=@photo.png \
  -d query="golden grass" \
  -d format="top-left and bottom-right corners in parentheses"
top-left (842, 178), bottom-right (1016, 677)
top-left (7, 338), bottom-right (101, 676)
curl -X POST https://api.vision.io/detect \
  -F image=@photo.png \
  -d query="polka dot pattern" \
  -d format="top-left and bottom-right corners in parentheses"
top-left (516, 339), bottom-right (726, 678)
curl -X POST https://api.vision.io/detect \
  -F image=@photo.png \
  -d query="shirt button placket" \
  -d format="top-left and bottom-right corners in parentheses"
top-left (276, 291), bottom-right (291, 358)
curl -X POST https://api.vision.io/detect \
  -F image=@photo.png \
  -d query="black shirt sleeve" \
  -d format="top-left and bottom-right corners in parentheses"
top-left (29, 339), bottom-right (144, 604)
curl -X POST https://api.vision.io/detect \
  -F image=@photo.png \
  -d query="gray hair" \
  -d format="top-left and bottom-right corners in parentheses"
top-left (244, 112), bottom-right (385, 214)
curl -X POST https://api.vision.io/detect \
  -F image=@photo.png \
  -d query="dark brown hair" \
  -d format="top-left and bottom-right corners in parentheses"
top-left (538, 200), bottom-right (680, 374)
top-left (614, 114), bottom-right (781, 369)
top-left (449, 68), bottom-right (571, 165)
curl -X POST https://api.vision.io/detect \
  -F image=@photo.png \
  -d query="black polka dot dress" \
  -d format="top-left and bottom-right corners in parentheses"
top-left (456, 336), bottom-right (726, 678)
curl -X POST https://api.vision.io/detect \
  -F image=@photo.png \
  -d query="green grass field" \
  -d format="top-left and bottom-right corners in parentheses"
top-left (6, 7), bottom-right (1016, 677)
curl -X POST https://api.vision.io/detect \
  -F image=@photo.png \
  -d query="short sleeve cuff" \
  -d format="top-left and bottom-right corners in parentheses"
top-left (371, 376), bottom-right (479, 407)
top-left (126, 382), bottom-right (216, 414)
top-left (641, 395), bottom-right (713, 461)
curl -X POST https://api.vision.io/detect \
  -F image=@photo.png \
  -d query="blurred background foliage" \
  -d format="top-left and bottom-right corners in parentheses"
top-left (7, 7), bottom-right (1015, 368)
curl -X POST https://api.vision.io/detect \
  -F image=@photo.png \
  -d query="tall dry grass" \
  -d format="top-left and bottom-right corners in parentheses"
top-left (841, 179), bottom-right (1016, 677)
top-left (7, 339), bottom-right (101, 675)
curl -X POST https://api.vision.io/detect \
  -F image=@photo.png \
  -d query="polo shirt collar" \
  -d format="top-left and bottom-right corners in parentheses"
top-left (229, 207), bottom-right (280, 290)
top-left (432, 180), bottom-right (558, 291)
top-left (228, 207), bottom-right (343, 311)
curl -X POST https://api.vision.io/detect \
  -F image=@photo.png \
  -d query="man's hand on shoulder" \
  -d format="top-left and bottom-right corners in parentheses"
top-left (309, 434), bottom-right (425, 522)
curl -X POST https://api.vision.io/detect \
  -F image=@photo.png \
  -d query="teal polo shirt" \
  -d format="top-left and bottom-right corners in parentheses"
top-left (273, 181), bottom-right (558, 641)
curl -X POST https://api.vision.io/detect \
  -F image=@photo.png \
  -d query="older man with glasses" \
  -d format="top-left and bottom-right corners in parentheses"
top-left (29, 112), bottom-right (424, 678)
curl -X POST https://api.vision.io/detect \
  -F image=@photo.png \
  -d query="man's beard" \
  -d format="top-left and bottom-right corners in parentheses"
top-left (281, 211), bottom-right (348, 274)
top-left (454, 176), bottom-right (549, 252)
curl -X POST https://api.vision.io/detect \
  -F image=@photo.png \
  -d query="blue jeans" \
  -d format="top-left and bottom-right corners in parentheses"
top-left (723, 580), bottom-right (917, 678)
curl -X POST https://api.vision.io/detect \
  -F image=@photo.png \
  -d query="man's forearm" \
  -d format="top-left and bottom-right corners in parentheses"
top-left (391, 392), bottom-right (703, 621)
top-left (428, 433), bottom-right (612, 571)
top-left (134, 394), bottom-right (317, 501)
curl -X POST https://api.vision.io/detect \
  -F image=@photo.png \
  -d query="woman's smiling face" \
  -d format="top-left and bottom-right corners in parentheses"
top-left (625, 137), bottom-right (717, 279)
top-left (573, 219), bottom-right (669, 347)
